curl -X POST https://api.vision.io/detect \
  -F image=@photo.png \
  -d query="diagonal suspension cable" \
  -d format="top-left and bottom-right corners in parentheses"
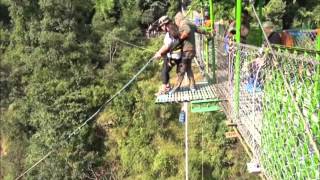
top-left (112, 37), bottom-right (156, 52)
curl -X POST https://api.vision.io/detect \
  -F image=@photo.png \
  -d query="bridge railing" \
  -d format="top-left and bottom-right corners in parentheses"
top-left (261, 46), bottom-right (319, 179)
top-left (215, 35), bottom-right (320, 179)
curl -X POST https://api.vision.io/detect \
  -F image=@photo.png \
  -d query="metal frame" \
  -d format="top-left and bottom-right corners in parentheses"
top-left (234, 0), bottom-right (242, 119)
top-left (191, 99), bottom-right (222, 113)
top-left (209, 0), bottom-right (216, 82)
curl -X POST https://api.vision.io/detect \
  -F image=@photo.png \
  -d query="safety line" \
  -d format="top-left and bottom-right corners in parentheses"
top-left (15, 56), bottom-right (155, 180)
top-left (112, 37), bottom-right (156, 52)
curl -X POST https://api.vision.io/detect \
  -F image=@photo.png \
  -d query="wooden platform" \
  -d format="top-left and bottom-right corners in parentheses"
top-left (155, 83), bottom-right (219, 103)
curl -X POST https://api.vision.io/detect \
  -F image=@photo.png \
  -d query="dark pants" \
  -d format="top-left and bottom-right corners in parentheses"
top-left (174, 51), bottom-right (196, 89)
top-left (162, 57), bottom-right (181, 84)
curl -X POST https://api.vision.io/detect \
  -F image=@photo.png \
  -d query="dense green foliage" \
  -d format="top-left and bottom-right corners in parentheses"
top-left (193, 0), bottom-right (319, 29)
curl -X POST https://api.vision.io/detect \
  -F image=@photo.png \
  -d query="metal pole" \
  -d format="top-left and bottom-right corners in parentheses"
top-left (184, 102), bottom-right (189, 180)
top-left (235, 0), bottom-right (242, 119)
top-left (209, 0), bottom-right (216, 82)
top-left (205, 39), bottom-right (209, 73)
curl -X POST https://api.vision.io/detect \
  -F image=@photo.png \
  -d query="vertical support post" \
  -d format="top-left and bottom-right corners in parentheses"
top-left (184, 102), bottom-right (189, 180)
top-left (209, 0), bottom-right (214, 40)
top-left (235, 0), bottom-right (242, 119)
top-left (205, 39), bottom-right (209, 73)
top-left (209, 0), bottom-right (216, 82)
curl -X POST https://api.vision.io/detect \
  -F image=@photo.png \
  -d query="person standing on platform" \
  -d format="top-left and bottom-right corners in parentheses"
top-left (171, 12), bottom-right (213, 93)
top-left (154, 16), bottom-right (182, 95)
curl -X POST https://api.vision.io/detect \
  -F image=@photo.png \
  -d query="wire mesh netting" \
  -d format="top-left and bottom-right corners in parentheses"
top-left (227, 41), bottom-right (264, 161)
top-left (214, 34), bottom-right (320, 179)
top-left (261, 48), bottom-right (320, 179)
top-left (191, 9), bottom-right (319, 178)
top-left (195, 33), bottom-right (207, 76)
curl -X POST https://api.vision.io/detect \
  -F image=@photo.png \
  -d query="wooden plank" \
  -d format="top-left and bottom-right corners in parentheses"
top-left (209, 86), bottom-right (215, 98)
top-left (226, 120), bottom-right (237, 127)
top-left (209, 84), bottom-right (218, 97)
top-left (202, 86), bottom-right (207, 99)
top-left (200, 89), bottom-right (204, 100)
top-left (191, 88), bottom-right (196, 100)
top-left (205, 85), bottom-right (211, 99)
top-left (195, 89), bottom-right (199, 100)
top-left (203, 87), bottom-right (208, 99)
top-left (225, 131), bottom-right (238, 138)
top-left (199, 88), bottom-right (204, 99)
top-left (187, 90), bottom-right (192, 101)
top-left (197, 89), bottom-right (201, 100)
top-left (183, 90), bottom-right (188, 101)
top-left (176, 91), bottom-right (179, 102)
top-left (204, 88), bottom-right (208, 99)
top-left (155, 84), bottom-right (225, 103)
top-left (196, 90), bottom-right (201, 101)
top-left (191, 90), bottom-right (195, 100)
top-left (168, 93), bottom-right (173, 102)
top-left (197, 88), bottom-right (202, 100)
top-left (178, 91), bottom-right (182, 102)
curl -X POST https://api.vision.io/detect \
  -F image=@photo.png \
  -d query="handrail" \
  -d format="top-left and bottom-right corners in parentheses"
top-left (271, 44), bottom-right (320, 54)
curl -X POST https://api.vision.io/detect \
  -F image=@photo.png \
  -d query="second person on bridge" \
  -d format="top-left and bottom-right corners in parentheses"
top-left (170, 12), bottom-right (214, 94)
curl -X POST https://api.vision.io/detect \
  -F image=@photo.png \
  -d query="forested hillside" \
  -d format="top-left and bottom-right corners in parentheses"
top-left (1, 0), bottom-right (318, 179)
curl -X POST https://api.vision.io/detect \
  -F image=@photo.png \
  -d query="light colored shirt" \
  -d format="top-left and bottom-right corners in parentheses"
top-left (164, 32), bottom-right (181, 59)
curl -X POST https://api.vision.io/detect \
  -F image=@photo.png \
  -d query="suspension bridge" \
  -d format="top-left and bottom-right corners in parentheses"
top-left (155, 0), bottom-right (319, 179)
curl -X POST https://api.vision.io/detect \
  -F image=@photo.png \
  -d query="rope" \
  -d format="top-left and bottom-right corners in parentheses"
top-left (112, 37), bottom-right (156, 52)
top-left (15, 56), bottom-right (155, 180)
top-left (250, 3), bottom-right (320, 158)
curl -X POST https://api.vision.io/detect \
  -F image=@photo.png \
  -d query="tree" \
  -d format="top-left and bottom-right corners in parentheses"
top-left (264, 0), bottom-right (286, 27)
top-left (1, 0), bottom-right (108, 178)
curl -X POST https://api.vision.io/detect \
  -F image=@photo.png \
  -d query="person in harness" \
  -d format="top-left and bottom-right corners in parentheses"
top-left (171, 12), bottom-right (213, 93)
top-left (154, 16), bottom-right (182, 95)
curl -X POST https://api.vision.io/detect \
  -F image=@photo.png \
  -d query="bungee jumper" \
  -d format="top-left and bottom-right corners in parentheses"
top-left (153, 15), bottom-right (183, 95)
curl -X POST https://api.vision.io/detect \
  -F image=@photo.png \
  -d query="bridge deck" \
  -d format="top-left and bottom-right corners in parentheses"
top-left (155, 83), bottom-right (221, 103)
